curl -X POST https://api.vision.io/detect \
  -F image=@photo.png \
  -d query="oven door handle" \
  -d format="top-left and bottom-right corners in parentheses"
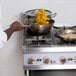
top-left (25, 70), bottom-right (29, 76)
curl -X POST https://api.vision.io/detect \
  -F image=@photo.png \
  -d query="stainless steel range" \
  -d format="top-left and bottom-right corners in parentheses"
top-left (22, 9), bottom-right (76, 76)
top-left (23, 25), bottom-right (76, 69)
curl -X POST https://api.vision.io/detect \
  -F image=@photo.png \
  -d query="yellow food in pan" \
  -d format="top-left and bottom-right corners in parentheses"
top-left (35, 8), bottom-right (50, 25)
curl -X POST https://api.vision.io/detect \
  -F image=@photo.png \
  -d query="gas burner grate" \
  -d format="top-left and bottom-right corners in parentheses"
top-left (23, 26), bottom-right (76, 47)
top-left (25, 38), bottom-right (52, 47)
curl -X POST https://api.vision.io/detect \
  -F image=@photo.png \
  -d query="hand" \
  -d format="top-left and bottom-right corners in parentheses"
top-left (10, 21), bottom-right (24, 32)
top-left (4, 21), bottom-right (24, 39)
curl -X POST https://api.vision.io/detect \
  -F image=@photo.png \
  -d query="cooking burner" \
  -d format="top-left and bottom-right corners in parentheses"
top-left (23, 26), bottom-right (76, 47)
top-left (24, 31), bottom-right (52, 47)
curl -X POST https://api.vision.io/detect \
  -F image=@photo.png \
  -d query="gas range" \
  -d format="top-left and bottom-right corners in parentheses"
top-left (23, 25), bottom-right (76, 70)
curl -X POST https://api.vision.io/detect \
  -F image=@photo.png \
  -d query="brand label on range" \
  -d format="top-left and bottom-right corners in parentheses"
top-left (23, 53), bottom-right (76, 66)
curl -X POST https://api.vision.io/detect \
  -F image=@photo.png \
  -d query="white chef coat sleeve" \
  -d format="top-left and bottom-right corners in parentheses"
top-left (0, 4), bottom-right (7, 48)
top-left (0, 31), bottom-right (7, 48)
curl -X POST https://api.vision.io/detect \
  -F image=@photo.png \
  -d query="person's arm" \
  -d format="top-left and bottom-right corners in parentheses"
top-left (4, 21), bottom-right (23, 40)
top-left (0, 21), bottom-right (23, 48)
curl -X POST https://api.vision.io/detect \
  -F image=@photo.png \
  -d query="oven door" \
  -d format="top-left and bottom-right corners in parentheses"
top-left (25, 70), bottom-right (76, 76)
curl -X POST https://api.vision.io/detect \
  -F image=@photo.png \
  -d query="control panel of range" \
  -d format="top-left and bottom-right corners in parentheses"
top-left (23, 53), bottom-right (76, 65)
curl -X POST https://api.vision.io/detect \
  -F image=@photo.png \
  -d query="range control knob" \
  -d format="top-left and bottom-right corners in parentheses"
top-left (28, 58), bottom-right (34, 64)
top-left (59, 56), bottom-right (66, 64)
top-left (43, 57), bottom-right (49, 64)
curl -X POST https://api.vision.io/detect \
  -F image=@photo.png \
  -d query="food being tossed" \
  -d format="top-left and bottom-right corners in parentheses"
top-left (35, 8), bottom-right (50, 25)
top-left (24, 8), bottom-right (55, 35)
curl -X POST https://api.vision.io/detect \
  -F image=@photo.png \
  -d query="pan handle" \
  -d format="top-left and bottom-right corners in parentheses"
top-left (68, 25), bottom-right (76, 29)
top-left (22, 24), bottom-right (31, 28)
top-left (51, 12), bottom-right (57, 18)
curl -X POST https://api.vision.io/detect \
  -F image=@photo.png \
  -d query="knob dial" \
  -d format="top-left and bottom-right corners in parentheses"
top-left (28, 58), bottom-right (34, 64)
top-left (43, 57), bottom-right (49, 64)
top-left (59, 56), bottom-right (66, 64)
